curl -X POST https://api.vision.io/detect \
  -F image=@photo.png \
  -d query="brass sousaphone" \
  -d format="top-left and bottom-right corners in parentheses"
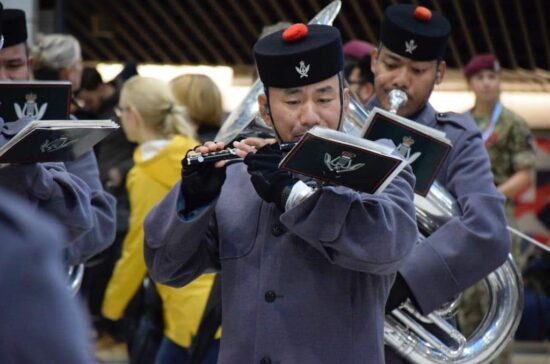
top-left (215, 2), bottom-right (523, 363)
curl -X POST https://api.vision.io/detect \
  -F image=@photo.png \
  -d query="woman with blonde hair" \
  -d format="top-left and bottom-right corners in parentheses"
top-left (102, 76), bottom-right (218, 364)
top-left (171, 73), bottom-right (224, 142)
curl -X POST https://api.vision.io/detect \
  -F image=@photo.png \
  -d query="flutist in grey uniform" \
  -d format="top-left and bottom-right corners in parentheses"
top-left (144, 23), bottom-right (418, 363)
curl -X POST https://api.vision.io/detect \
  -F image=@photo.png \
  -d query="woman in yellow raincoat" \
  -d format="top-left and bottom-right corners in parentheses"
top-left (102, 76), bottom-right (218, 364)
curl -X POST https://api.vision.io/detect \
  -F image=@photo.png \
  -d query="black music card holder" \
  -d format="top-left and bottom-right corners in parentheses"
top-left (280, 126), bottom-right (407, 195)
top-left (0, 119), bottom-right (119, 163)
top-left (0, 81), bottom-right (72, 121)
top-left (361, 107), bottom-right (452, 196)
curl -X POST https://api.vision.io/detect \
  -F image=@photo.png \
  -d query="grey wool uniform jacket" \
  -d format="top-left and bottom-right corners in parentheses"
top-left (144, 159), bottom-right (418, 364)
top-left (0, 118), bottom-right (116, 265)
top-left (366, 100), bottom-right (512, 364)
top-left (381, 101), bottom-right (511, 314)
top-left (0, 188), bottom-right (94, 364)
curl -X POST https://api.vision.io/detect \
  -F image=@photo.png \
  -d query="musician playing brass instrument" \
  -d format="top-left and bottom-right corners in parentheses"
top-left (365, 5), bottom-right (511, 363)
top-left (144, 23), bottom-right (419, 363)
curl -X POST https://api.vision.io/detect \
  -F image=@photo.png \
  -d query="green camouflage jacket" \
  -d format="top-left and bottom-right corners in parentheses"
top-left (473, 106), bottom-right (535, 186)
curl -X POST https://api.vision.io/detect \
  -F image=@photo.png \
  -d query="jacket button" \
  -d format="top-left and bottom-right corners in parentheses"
top-left (260, 357), bottom-right (272, 364)
top-left (271, 224), bottom-right (284, 237)
top-left (265, 290), bottom-right (277, 303)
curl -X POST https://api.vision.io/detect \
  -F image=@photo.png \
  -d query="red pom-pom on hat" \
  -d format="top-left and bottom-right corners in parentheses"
top-left (282, 23), bottom-right (308, 42)
top-left (414, 6), bottom-right (432, 22)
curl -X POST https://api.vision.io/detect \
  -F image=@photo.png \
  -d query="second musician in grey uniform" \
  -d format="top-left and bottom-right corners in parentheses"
top-left (364, 4), bottom-right (511, 363)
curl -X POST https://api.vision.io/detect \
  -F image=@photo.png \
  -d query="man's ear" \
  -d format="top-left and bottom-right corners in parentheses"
top-left (258, 94), bottom-right (273, 127)
top-left (359, 83), bottom-right (374, 102)
top-left (370, 48), bottom-right (378, 75)
top-left (435, 61), bottom-right (446, 85)
top-left (342, 87), bottom-right (350, 115)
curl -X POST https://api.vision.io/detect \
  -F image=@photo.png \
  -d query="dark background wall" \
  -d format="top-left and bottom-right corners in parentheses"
top-left (41, 0), bottom-right (550, 72)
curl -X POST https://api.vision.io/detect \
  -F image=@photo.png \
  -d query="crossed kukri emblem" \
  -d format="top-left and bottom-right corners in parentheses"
top-left (324, 151), bottom-right (365, 175)
top-left (396, 136), bottom-right (421, 164)
top-left (295, 61), bottom-right (310, 78)
top-left (14, 93), bottom-right (48, 120)
top-left (405, 39), bottom-right (418, 54)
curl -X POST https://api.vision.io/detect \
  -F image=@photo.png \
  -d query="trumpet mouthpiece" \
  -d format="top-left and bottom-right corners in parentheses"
top-left (388, 89), bottom-right (408, 113)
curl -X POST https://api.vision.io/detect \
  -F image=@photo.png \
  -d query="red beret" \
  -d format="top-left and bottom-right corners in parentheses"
top-left (343, 40), bottom-right (374, 60)
top-left (464, 54), bottom-right (500, 78)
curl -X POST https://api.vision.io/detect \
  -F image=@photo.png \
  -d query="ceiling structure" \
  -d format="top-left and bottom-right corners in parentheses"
top-left (64, 0), bottom-right (550, 90)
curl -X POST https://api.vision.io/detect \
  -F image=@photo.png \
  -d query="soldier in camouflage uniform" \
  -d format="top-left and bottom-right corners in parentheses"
top-left (465, 53), bottom-right (535, 264)
top-left (475, 108), bottom-right (535, 254)
top-left (459, 53), bottom-right (535, 364)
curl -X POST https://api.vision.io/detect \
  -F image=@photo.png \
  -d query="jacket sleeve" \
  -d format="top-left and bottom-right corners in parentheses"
top-left (508, 115), bottom-right (535, 172)
top-left (279, 165), bottom-right (418, 275)
top-left (400, 129), bottom-right (510, 314)
top-left (1, 196), bottom-right (94, 364)
top-left (0, 162), bottom-right (99, 241)
top-left (144, 180), bottom-right (220, 288)
top-left (102, 171), bottom-right (164, 320)
top-left (63, 151), bottom-right (117, 265)
top-left (0, 120), bottom-right (115, 262)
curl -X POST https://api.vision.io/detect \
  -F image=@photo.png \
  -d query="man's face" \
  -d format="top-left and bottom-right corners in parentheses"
top-left (468, 70), bottom-right (500, 104)
top-left (77, 88), bottom-right (102, 112)
top-left (0, 43), bottom-right (31, 81)
top-left (347, 66), bottom-right (362, 96)
top-left (61, 59), bottom-right (83, 92)
top-left (259, 75), bottom-right (349, 143)
top-left (371, 47), bottom-right (444, 117)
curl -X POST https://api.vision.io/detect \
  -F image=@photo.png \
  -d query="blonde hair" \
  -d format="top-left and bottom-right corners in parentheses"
top-left (120, 76), bottom-right (195, 138)
top-left (171, 74), bottom-right (223, 128)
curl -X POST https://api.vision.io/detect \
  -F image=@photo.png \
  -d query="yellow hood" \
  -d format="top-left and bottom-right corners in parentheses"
top-left (133, 135), bottom-right (197, 188)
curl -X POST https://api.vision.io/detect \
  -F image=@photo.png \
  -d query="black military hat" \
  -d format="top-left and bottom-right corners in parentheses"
top-left (380, 5), bottom-right (451, 61)
top-left (1, 8), bottom-right (27, 48)
top-left (254, 23), bottom-right (343, 88)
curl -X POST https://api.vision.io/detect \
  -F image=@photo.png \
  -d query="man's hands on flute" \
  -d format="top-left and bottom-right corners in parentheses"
top-left (244, 142), bottom-right (297, 211)
top-left (180, 138), bottom-right (276, 212)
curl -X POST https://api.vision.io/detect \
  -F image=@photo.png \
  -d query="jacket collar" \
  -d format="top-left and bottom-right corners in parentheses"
top-left (366, 96), bottom-right (438, 128)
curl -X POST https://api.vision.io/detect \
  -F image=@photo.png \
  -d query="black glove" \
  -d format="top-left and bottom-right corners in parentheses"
top-left (244, 143), bottom-right (296, 211)
top-left (385, 273), bottom-right (416, 314)
top-left (180, 149), bottom-right (226, 213)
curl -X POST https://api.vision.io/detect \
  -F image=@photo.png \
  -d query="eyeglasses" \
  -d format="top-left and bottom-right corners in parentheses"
top-left (114, 106), bottom-right (130, 118)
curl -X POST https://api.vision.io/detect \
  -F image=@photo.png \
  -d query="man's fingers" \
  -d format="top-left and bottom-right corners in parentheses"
top-left (194, 141), bottom-right (226, 154)
top-left (233, 141), bottom-right (257, 158)
top-left (241, 137), bottom-right (277, 149)
top-left (214, 160), bottom-right (227, 168)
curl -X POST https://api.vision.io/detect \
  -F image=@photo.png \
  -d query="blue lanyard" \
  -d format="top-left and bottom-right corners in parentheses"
top-left (481, 101), bottom-right (503, 142)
